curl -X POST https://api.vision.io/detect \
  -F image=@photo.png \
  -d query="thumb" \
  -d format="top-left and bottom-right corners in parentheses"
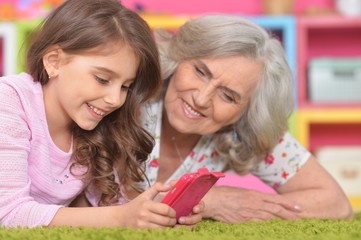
top-left (140, 182), bottom-right (172, 200)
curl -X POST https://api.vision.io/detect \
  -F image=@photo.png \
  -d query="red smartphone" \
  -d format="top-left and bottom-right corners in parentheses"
top-left (161, 168), bottom-right (225, 222)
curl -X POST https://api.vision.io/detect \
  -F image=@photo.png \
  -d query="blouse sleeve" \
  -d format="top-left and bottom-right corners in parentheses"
top-left (251, 132), bottom-right (311, 189)
top-left (0, 82), bottom-right (61, 228)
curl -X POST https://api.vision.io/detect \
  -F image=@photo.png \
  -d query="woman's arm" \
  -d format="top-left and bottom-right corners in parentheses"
top-left (202, 156), bottom-right (353, 222)
top-left (276, 155), bottom-right (353, 220)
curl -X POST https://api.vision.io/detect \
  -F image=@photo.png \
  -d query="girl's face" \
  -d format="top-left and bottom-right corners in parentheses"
top-left (43, 42), bottom-right (138, 131)
top-left (164, 56), bottom-right (262, 135)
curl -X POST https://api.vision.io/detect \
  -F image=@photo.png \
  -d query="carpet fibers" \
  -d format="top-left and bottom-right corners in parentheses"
top-left (1, 212), bottom-right (360, 240)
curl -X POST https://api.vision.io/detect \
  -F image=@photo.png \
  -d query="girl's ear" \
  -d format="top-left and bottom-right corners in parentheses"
top-left (43, 46), bottom-right (61, 79)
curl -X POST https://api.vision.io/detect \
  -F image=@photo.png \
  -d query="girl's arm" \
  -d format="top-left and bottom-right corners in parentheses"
top-left (0, 82), bottom-right (63, 228)
top-left (69, 192), bottom-right (92, 207)
top-left (68, 183), bottom-right (204, 228)
top-left (51, 182), bottom-right (203, 229)
top-left (201, 156), bottom-right (353, 222)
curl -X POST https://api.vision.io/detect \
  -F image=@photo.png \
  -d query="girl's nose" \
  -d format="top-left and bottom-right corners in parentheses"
top-left (104, 87), bottom-right (124, 108)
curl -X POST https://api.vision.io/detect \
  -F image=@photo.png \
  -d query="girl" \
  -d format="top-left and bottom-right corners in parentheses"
top-left (0, 0), bottom-right (202, 229)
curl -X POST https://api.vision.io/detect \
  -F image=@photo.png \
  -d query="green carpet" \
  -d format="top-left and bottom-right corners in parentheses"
top-left (1, 212), bottom-right (361, 240)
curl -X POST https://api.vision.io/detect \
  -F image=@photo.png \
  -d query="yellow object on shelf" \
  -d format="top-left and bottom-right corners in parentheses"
top-left (140, 14), bottom-right (192, 30)
top-left (349, 197), bottom-right (361, 211)
top-left (296, 109), bottom-right (361, 148)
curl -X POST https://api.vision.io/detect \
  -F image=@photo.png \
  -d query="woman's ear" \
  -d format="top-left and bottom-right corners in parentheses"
top-left (43, 46), bottom-right (61, 79)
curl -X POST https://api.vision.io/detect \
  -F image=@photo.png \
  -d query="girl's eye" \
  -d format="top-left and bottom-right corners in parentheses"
top-left (95, 76), bottom-right (109, 84)
top-left (121, 85), bottom-right (131, 91)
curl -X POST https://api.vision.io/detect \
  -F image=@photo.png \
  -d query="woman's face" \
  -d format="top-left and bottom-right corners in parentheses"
top-left (43, 42), bottom-right (138, 131)
top-left (164, 56), bottom-right (262, 135)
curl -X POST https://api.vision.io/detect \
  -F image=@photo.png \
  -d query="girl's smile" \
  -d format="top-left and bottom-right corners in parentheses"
top-left (86, 103), bottom-right (106, 119)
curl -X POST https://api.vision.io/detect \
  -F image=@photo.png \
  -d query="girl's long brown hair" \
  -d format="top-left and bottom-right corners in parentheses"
top-left (27, 0), bottom-right (161, 205)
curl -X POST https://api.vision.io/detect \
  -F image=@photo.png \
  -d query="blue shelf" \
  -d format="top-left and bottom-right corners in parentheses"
top-left (248, 15), bottom-right (296, 73)
top-left (246, 15), bottom-right (297, 109)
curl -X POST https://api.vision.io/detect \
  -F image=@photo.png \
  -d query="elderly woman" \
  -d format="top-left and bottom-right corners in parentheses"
top-left (138, 14), bottom-right (353, 223)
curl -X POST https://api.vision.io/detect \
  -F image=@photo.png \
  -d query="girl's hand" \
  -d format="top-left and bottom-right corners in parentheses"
top-left (175, 200), bottom-right (204, 229)
top-left (154, 179), bottom-right (204, 228)
top-left (121, 182), bottom-right (177, 229)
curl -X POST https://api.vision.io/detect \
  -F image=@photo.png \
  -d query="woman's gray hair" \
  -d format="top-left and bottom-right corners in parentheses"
top-left (155, 15), bottom-right (294, 175)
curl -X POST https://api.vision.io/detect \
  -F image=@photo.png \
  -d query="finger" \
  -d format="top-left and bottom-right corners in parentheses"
top-left (148, 213), bottom-right (177, 227)
top-left (140, 182), bottom-right (172, 200)
top-left (149, 201), bottom-right (176, 218)
top-left (153, 192), bottom-right (167, 202)
top-left (261, 202), bottom-right (298, 220)
top-left (168, 180), bottom-right (178, 187)
top-left (261, 194), bottom-right (302, 213)
top-left (278, 202), bottom-right (302, 212)
top-left (178, 213), bottom-right (202, 225)
top-left (192, 200), bottom-right (205, 214)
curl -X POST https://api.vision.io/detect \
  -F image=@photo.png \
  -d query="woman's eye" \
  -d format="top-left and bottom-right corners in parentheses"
top-left (95, 76), bottom-right (109, 84)
top-left (195, 66), bottom-right (205, 77)
top-left (222, 91), bottom-right (235, 103)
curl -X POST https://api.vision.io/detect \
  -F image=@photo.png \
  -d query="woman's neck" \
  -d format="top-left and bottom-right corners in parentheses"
top-left (156, 109), bottom-right (201, 183)
top-left (161, 110), bottom-right (201, 155)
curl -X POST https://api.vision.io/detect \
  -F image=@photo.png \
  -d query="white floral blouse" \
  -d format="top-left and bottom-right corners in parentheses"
top-left (139, 101), bottom-right (311, 190)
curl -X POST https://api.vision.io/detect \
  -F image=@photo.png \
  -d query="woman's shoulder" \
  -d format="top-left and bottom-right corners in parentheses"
top-left (251, 132), bottom-right (311, 187)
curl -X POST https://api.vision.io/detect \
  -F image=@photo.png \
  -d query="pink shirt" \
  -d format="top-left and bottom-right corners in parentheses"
top-left (0, 73), bottom-right (86, 228)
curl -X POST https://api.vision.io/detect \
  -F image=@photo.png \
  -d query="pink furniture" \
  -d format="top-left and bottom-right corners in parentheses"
top-left (215, 173), bottom-right (276, 194)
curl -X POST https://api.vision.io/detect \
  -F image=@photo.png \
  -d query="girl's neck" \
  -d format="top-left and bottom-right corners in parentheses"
top-left (42, 83), bottom-right (73, 152)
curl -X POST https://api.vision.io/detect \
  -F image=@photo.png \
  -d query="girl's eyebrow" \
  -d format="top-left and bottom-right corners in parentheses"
top-left (93, 66), bottom-right (136, 82)
top-left (93, 66), bottom-right (119, 77)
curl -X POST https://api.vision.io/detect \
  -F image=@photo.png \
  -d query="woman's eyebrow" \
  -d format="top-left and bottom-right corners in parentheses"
top-left (195, 60), bottom-right (242, 101)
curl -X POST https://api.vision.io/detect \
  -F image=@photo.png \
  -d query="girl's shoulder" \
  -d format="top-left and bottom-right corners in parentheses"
top-left (0, 73), bottom-right (40, 94)
top-left (0, 73), bottom-right (43, 117)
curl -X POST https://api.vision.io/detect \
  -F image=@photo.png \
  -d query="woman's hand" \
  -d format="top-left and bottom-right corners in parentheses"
top-left (201, 186), bottom-right (300, 223)
top-left (201, 156), bottom-right (354, 223)
top-left (121, 182), bottom-right (177, 229)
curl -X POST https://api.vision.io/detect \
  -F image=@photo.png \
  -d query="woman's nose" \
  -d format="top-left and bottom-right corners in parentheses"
top-left (193, 84), bottom-right (214, 108)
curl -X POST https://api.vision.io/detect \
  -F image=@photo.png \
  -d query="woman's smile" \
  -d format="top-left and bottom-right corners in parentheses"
top-left (181, 99), bottom-right (204, 119)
